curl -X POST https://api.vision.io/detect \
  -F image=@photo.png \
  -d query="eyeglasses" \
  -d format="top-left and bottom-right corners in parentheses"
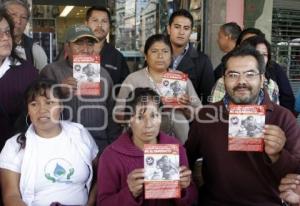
top-left (0, 29), bottom-right (11, 39)
top-left (224, 71), bottom-right (261, 81)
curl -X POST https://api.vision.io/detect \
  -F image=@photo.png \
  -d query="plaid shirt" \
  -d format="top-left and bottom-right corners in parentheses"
top-left (209, 77), bottom-right (280, 104)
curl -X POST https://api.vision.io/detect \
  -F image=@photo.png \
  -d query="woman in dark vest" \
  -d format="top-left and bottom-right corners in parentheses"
top-left (0, 8), bottom-right (38, 150)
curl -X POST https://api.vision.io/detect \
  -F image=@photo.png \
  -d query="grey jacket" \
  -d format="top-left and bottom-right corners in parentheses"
top-left (40, 59), bottom-right (121, 153)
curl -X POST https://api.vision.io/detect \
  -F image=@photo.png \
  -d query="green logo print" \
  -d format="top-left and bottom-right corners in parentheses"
top-left (44, 159), bottom-right (75, 183)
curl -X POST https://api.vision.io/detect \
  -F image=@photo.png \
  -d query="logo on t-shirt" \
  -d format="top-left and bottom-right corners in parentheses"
top-left (44, 158), bottom-right (75, 183)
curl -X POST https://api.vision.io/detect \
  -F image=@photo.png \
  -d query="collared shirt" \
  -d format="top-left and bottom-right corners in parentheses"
top-left (171, 43), bottom-right (189, 70)
top-left (210, 77), bottom-right (279, 105)
top-left (0, 57), bottom-right (21, 79)
top-left (0, 57), bottom-right (11, 79)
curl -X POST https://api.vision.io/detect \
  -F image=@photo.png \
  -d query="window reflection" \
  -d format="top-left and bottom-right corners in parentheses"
top-left (115, 1), bottom-right (203, 71)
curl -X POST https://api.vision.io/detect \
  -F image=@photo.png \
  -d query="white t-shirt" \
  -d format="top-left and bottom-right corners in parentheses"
top-left (0, 126), bottom-right (98, 206)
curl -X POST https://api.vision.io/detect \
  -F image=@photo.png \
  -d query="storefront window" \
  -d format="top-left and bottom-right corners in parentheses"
top-left (27, 1), bottom-right (204, 69)
top-left (113, 0), bottom-right (204, 71)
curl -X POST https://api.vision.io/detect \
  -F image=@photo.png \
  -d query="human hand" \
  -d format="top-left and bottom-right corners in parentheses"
top-left (61, 76), bottom-right (77, 95)
top-left (177, 94), bottom-right (190, 106)
top-left (263, 124), bottom-right (286, 163)
top-left (179, 166), bottom-right (191, 189)
top-left (279, 174), bottom-right (300, 204)
top-left (127, 168), bottom-right (144, 198)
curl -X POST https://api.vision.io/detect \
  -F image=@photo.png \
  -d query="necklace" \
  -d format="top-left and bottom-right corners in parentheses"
top-left (145, 67), bottom-right (163, 96)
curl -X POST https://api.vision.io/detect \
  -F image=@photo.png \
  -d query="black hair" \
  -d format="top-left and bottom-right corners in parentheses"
top-left (168, 9), bottom-right (193, 28)
top-left (144, 34), bottom-right (172, 55)
top-left (0, 8), bottom-right (22, 65)
top-left (240, 36), bottom-right (271, 79)
top-left (24, 79), bottom-right (65, 105)
top-left (124, 88), bottom-right (162, 135)
top-left (86, 6), bottom-right (111, 24)
top-left (220, 22), bottom-right (242, 40)
top-left (223, 46), bottom-right (266, 75)
top-left (16, 79), bottom-right (64, 149)
top-left (236, 27), bottom-right (265, 46)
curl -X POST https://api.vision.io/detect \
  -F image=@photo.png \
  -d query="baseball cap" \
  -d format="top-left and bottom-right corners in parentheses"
top-left (64, 24), bottom-right (99, 43)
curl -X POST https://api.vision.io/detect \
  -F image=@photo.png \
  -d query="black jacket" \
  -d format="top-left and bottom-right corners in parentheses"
top-left (22, 34), bottom-right (34, 63)
top-left (214, 52), bottom-right (231, 81)
top-left (176, 44), bottom-right (215, 104)
top-left (100, 41), bottom-right (130, 88)
top-left (268, 61), bottom-right (295, 114)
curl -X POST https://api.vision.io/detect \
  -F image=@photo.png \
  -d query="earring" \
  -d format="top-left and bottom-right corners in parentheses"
top-left (25, 114), bottom-right (30, 127)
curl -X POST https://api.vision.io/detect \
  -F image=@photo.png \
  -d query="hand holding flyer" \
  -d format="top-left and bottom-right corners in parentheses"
top-left (127, 168), bottom-right (144, 198)
top-left (61, 76), bottom-right (77, 95)
top-left (179, 166), bottom-right (192, 189)
top-left (264, 124), bottom-right (286, 163)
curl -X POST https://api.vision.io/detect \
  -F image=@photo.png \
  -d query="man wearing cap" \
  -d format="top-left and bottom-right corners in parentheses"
top-left (40, 24), bottom-right (121, 153)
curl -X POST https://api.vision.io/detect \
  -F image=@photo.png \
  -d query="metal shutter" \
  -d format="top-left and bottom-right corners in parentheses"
top-left (272, 1), bottom-right (300, 81)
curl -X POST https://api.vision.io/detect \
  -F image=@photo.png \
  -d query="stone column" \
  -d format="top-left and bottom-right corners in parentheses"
top-left (205, 0), bottom-right (227, 68)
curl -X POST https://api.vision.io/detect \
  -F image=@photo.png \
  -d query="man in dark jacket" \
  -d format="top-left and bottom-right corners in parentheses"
top-left (186, 46), bottom-right (300, 206)
top-left (85, 6), bottom-right (129, 94)
top-left (237, 28), bottom-right (296, 115)
top-left (214, 22), bottom-right (241, 81)
top-left (167, 9), bottom-right (214, 104)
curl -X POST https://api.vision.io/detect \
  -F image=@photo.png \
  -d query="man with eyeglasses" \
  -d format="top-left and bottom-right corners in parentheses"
top-left (85, 6), bottom-right (129, 94)
top-left (185, 46), bottom-right (300, 205)
top-left (40, 24), bottom-right (121, 153)
top-left (4, 0), bottom-right (47, 71)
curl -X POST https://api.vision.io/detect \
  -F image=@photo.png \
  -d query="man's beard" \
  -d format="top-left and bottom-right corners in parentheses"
top-left (228, 84), bottom-right (259, 104)
top-left (94, 28), bottom-right (107, 41)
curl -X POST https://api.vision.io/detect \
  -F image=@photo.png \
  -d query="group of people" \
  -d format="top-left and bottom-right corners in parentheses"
top-left (214, 23), bottom-right (296, 114)
top-left (0, 0), bottom-right (300, 206)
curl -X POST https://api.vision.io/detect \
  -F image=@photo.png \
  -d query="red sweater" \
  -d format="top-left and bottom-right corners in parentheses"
top-left (97, 132), bottom-right (198, 206)
top-left (185, 95), bottom-right (300, 206)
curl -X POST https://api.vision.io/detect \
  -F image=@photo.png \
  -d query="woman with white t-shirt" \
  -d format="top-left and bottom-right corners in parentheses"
top-left (0, 79), bottom-right (99, 206)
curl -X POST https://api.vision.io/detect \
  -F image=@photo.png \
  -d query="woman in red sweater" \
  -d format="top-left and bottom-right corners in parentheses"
top-left (97, 87), bottom-right (197, 206)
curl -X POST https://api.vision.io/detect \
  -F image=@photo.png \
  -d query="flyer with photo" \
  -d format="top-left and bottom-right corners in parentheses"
top-left (228, 105), bottom-right (265, 152)
top-left (73, 55), bottom-right (101, 96)
top-left (144, 144), bottom-right (180, 199)
top-left (160, 71), bottom-right (188, 106)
